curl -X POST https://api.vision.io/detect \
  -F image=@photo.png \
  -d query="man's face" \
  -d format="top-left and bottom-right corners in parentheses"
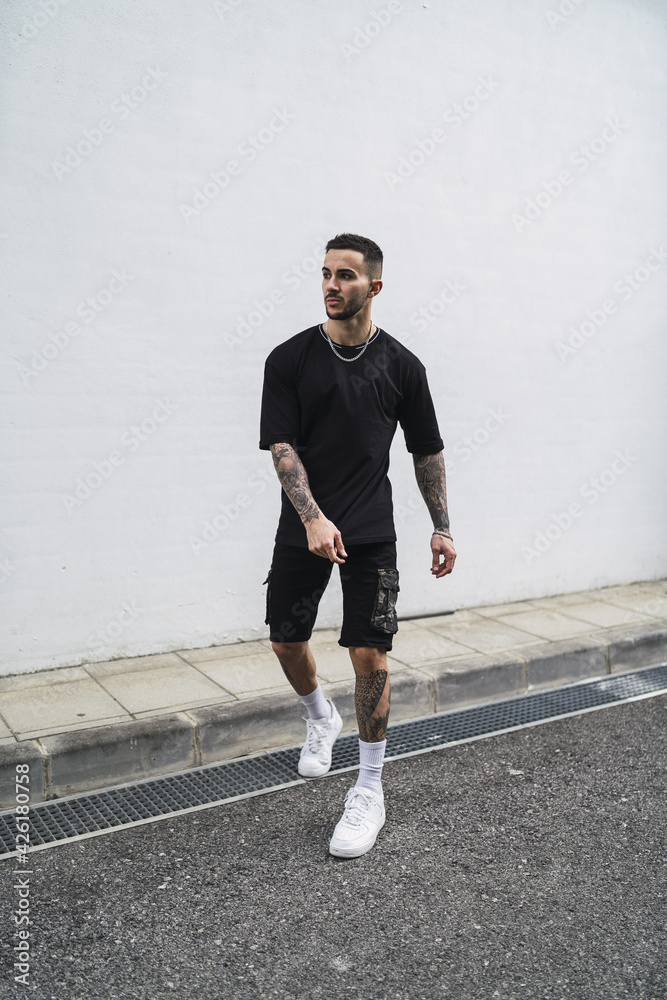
top-left (322, 249), bottom-right (375, 321)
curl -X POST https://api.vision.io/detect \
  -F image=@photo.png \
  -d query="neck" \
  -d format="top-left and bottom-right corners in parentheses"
top-left (325, 312), bottom-right (375, 346)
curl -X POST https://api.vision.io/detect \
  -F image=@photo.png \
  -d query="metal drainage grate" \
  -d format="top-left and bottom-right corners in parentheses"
top-left (1, 664), bottom-right (666, 858)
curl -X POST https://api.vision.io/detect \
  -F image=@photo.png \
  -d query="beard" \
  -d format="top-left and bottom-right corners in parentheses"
top-left (324, 287), bottom-right (369, 321)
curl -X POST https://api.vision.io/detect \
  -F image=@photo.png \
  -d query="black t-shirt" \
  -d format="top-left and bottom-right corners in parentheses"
top-left (259, 324), bottom-right (444, 547)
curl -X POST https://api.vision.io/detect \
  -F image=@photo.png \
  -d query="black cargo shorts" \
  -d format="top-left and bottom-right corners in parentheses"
top-left (263, 541), bottom-right (399, 650)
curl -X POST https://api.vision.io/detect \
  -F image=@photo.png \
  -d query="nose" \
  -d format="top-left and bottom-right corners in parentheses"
top-left (324, 275), bottom-right (340, 295)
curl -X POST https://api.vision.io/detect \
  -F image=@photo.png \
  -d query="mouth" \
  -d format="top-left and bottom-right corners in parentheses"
top-left (326, 297), bottom-right (341, 305)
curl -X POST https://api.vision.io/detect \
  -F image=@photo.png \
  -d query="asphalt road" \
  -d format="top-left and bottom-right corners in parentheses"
top-left (1, 694), bottom-right (665, 1000)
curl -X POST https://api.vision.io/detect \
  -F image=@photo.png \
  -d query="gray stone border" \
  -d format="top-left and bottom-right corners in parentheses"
top-left (1, 624), bottom-right (665, 810)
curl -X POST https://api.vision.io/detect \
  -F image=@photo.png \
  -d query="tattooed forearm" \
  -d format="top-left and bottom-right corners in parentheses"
top-left (270, 443), bottom-right (321, 525)
top-left (413, 450), bottom-right (450, 532)
top-left (355, 669), bottom-right (391, 743)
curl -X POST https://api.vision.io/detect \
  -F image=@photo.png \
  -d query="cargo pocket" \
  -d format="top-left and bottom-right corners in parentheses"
top-left (371, 568), bottom-right (400, 634)
top-left (263, 570), bottom-right (272, 626)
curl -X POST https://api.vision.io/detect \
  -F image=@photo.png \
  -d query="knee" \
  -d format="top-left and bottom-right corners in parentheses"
top-left (349, 645), bottom-right (388, 674)
top-left (271, 640), bottom-right (308, 661)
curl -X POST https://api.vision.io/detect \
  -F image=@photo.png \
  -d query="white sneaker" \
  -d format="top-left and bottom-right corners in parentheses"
top-left (329, 786), bottom-right (386, 858)
top-left (297, 700), bottom-right (342, 777)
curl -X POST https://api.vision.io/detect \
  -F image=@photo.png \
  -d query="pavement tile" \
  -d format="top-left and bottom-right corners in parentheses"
top-left (597, 581), bottom-right (666, 601)
top-left (0, 678), bottom-right (130, 737)
top-left (196, 652), bottom-right (289, 695)
top-left (557, 601), bottom-right (651, 628)
top-left (85, 652), bottom-right (190, 678)
top-left (409, 610), bottom-right (478, 628)
top-left (305, 633), bottom-right (407, 682)
top-left (0, 665), bottom-right (91, 694)
top-left (312, 643), bottom-right (406, 682)
top-left (133, 696), bottom-right (236, 718)
top-left (0, 715), bottom-right (14, 739)
top-left (17, 715), bottom-right (133, 741)
top-left (0, 737), bottom-right (17, 745)
top-left (530, 591), bottom-right (605, 608)
top-left (235, 685), bottom-right (293, 703)
top-left (178, 640), bottom-right (272, 664)
top-left (423, 617), bottom-right (544, 654)
top-left (389, 627), bottom-right (473, 665)
top-left (598, 592), bottom-right (667, 619)
top-left (469, 600), bottom-right (542, 617)
top-left (493, 609), bottom-right (594, 642)
top-left (91, 661), bottom-right (228, 714)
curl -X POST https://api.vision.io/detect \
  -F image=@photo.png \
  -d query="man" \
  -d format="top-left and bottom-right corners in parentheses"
top-left (259, 233), bottom-right (456, 858)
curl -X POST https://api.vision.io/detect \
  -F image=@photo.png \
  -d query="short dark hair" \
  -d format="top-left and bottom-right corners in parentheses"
top-left (325, 233), bottom-right (383, 280)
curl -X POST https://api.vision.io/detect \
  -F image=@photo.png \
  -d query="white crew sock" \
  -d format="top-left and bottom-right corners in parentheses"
top-left (355, 738), bottom-right (386, 797)
top-left (298, 684), bottom-right (331, 721)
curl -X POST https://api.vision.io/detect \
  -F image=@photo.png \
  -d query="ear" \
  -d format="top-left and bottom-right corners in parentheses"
top-left (368, 279), bottom-right (383, 298)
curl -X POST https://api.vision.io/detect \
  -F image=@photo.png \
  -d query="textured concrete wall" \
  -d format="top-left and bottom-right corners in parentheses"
top-left (1, 0), bottom-right (666, 674)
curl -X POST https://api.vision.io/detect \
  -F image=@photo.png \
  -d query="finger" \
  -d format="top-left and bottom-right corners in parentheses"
top-left (435, 553), bottom-right (456, 578)
top-left (335, 531), bottom-right (347, 558)
top-left (327, 542), bottom-right (345, 564)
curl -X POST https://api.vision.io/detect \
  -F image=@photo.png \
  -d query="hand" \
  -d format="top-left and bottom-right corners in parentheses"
top-left (430, 533), bottom-right (456, 578)
top-left (305, 515), bottom-right (348, 563)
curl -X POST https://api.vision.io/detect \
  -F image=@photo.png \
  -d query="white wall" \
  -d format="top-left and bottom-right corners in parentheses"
top-left (1, 0), bottom-right (666, 675)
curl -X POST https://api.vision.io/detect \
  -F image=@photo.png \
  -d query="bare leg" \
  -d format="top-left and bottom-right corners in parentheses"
top-left (349, 646), bottom-right (391, 743)
top-left (271, 640), bottom-right (318, 697)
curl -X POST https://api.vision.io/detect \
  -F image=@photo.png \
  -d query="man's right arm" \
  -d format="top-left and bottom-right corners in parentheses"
top-left (269, 443), bottom-right (347, 563)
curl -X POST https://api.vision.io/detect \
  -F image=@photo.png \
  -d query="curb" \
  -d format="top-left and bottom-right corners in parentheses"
top-left (1, 622), bottom-right (666, 810)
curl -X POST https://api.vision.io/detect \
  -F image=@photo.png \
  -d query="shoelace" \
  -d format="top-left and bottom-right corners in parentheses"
top-left (304, 720), bottom-right (328, 756)
top-left (341, 789), bottom-right (374, 828)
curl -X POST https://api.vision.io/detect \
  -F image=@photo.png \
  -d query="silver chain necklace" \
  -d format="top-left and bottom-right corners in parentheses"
top-left (322, 319), bottom-right (375, 362)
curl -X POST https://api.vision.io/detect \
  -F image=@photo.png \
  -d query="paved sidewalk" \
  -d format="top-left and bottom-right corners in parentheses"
top-left (1, 579), bottom-right (666, 808)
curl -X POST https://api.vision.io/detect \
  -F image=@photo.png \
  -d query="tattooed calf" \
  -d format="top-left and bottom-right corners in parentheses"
top-left (355, 669), bottom-right (391, 743)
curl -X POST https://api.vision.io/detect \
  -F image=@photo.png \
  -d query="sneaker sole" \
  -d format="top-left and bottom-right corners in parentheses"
top-left (329, 813), bottom-right (386, 858)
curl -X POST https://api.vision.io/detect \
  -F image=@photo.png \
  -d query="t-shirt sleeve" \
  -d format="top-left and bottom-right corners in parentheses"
top-left (396, 361), bottom-right (444, 454)
top-left (259, 356), bottom-right (300, 450)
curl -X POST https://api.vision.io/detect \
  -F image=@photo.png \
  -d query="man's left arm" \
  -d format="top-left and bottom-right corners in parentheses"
top-left (413, 450), bottom-right (457, 578)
